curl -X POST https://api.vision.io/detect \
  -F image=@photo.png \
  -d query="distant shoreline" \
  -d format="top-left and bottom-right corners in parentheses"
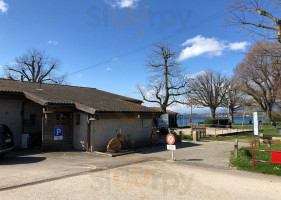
top-left (177, 116), bottom-right (266, 126)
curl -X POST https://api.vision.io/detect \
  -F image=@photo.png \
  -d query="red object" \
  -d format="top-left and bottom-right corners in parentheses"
top-left (272, 152), bottom-right (281, 163)
top-left (189, 118), bottom-right (192, 123)
top-left (251, 139), bottom-right (281, 169)
top-left (166, 134), bottom-right (175, 145)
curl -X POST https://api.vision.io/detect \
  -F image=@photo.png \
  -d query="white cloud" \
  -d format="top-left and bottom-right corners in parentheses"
top-left (228, 41), bottom-right (250, 51)
top-left (186, 71), bottom-right (206, 79)
top-left (48, 40), bottom-right (58, 45)
top-left (105, 0), bottom-right (140, 9)
top-left (0, 0), bottom-right (8, 13)
top-left (167, 103), bottom-right (188, 113)
top-left (178, 35), bottom-right (250, 62)
top-left (144, 89), bottom-right (163, 100)
top-left (77, 74), bottom-right (82, 79)
top-left (106, 67), bottom-right (111, 71)
top-left (163, 103), bottom-right (210, 114)
top-left (145, 89), bottom-right (155, 99)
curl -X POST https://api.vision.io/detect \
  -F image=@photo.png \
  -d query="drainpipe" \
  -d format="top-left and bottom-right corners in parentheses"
top-left (87, 114), bottom-right (91, 152)
top-left (21, 100), bottom-right (28, 133)
top-left (87, 115), bottom-right (97, 152)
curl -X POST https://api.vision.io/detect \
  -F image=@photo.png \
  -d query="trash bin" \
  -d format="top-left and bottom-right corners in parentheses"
top-left (22, 134), bottom-right (30, 148)
top-left (277, 128), bottom-right (281, 135)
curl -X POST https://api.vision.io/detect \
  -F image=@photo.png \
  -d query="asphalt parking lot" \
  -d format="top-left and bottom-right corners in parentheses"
top-left (0, 147), bottom-right (151, 189)
top-left (1, 159), bottom-right (281, 200)
top-left (0, 140), bottom-right (250, 190)
top-left (141, 140), bottom-right (250, 168)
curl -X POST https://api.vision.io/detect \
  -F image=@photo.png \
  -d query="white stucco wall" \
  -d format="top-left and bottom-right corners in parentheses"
top-left (0, 99), bottom-right (23, 148)
top-left (91, 118), bottom-right (153, 152)
top-left (73, 112), bottom-right (88, 151)
top-left (0, 99), bottom-right (42, 148)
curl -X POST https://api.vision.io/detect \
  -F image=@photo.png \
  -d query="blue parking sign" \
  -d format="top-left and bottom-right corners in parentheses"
top-left (54, 127), bottom-right (63, 140)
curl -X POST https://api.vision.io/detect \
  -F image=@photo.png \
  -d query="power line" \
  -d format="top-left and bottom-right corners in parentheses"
top-left (68, 5), bottom-right (238, 76)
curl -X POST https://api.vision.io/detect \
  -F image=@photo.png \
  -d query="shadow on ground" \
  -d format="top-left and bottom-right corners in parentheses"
top-left (184, 159), bottom-right (203, 162)
top-left (139, 141), bottom-right (202, 154)
top-left (0, 147), bottom-right (49, 165)
top-left (0, 155), bottom-right (46, 165)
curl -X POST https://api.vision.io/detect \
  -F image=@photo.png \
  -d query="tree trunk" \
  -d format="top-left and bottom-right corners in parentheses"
top-left (231, 114), bottom-right (234, 124)
top-left (277, 25), bottom-right (281, 43)
top-left (210, 108), bottom-right (216, 119)
top-left (161, 106), bottom-right (167, 113)
top-left (266, 108), bottom-right (273, 122)
top-left (229, 109), bottom-right (234, 123)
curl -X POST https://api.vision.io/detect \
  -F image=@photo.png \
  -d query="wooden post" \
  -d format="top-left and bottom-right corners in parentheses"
top-left (268, 140), bottom-right (271, 149)
top-left (234, 138), bottom-right (238, 158)
top-left (215, 128), bottom-right (217, 137)
top-left (259, 133), bottom-right (264, 143)
top-left (193, 131), bottom-right (197, 142)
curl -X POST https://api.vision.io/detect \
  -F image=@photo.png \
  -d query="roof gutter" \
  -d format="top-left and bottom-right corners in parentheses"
top-left (24, 92), bottom-right (47, 106)
top-left (75, 103), bottom-right (96, 115)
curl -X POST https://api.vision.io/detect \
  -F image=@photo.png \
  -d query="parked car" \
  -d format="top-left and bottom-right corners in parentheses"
top-left (0, 124), bottom-right (14, 156)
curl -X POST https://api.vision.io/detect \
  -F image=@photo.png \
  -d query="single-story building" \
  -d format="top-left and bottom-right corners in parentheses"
top-left (0, 79), bottom-right (162, 152)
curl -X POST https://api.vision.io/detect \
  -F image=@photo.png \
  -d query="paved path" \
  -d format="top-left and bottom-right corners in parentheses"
top-left (139, 141), bottom-right (250, 169)
top-left (0, 160), bottom-right (280, 200)
top-left (177, 127), bottom-right (253, 136)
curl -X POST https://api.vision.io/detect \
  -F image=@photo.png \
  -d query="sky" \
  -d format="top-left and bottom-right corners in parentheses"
top-left (0, 0), bottom-right (253, 114)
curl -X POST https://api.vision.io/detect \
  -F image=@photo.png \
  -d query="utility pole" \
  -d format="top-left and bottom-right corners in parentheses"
top-left (228, 85), bottom-right (232, 123)
top-left (190, 102), bottom-right (193, 133)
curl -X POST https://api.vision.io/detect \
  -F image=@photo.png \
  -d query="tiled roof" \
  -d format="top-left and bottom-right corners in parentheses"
top-left (0, 79), bottom-right (162, 114)
top-left (150, 107), bottom-right (178, 115)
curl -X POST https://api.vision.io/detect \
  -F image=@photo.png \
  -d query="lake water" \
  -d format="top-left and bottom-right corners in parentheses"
top-left (177, 116), bottom-right (266, 126)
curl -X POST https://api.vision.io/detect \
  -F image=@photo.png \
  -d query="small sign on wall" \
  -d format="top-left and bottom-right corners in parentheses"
top-left (253, 112), bottom-right (259, 136)
top-left (54, 127), bottom-right (63, 140)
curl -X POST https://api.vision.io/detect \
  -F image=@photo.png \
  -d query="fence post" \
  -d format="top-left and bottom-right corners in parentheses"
top-left (251, 140), bottom-right (255, 169)
top-left (193, 130), bottom-right (197, 142)
top-left (215, 128), bottom-right (216, 137)
top-left (234, 138), bottom-right (238, 158)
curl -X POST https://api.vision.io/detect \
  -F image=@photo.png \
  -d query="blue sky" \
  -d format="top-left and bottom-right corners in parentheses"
top-left (0, 0), bottom-right (253, 113)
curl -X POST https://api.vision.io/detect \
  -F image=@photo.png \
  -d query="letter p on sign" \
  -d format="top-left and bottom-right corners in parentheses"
top-left (54, 127), bottom-right (63, 140)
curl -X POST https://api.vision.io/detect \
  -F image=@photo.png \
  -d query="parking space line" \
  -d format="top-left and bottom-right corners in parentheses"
top-left (0, 159), bottom-right (152, 192)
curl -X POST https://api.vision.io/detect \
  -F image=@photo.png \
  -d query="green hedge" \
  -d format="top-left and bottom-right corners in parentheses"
top-left (204, 119), bottom-right (229, 127)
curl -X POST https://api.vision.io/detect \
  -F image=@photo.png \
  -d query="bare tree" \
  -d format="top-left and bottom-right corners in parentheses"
top-left (227, 0), bottom-right (281, 43)
top-left (224, 79), bottom-right (246, 123)
top-left (4, 48), bottom-right (67, 84)
top-left (189, 70), bottom-right (229, 119)
top-left (137, 43), bottom-right (189, 113)
top-left (233, 41), bottom-right (281, 121)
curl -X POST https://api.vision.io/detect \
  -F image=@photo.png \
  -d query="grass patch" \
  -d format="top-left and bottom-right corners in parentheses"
top-left (231, 146), bottom-right (281, 176)
top-left (201, 132), bottom-right (255, 143)
top-left (199, 121), bottom-right (281, 142)
top-left (181, 135), bottom-right (193, 141)
top-left (232, 122), bottom-right (281, 137)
